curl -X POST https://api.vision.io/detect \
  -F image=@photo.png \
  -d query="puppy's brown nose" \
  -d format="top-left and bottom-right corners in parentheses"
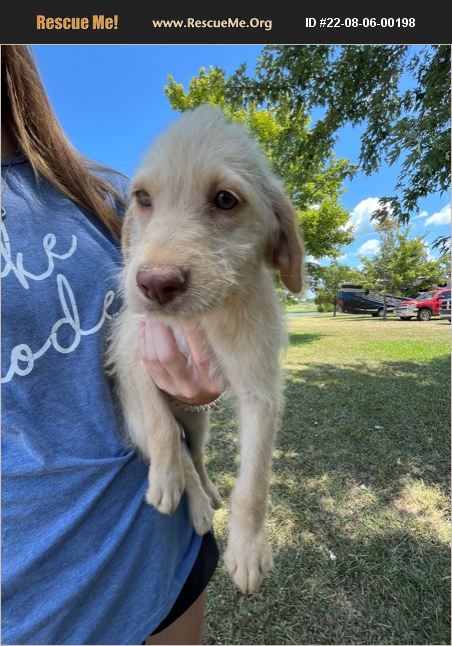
top-left (136, 266), bottom-right (187, 305)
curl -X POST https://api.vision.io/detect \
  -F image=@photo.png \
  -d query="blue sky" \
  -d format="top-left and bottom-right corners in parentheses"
top-left (33, 45), bottom-right (450, 267)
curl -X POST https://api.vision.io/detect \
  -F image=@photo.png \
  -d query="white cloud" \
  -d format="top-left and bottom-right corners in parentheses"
top-left (348, 197), bottom-right (390, 235)
top-left (425, 204), bottom-right (451, 226)
top-left (415, 209), bottom-right (429, 219)
top-left (358, 239), bottom-right (380, 256)
top-left (423, 240), bottom-right (438, 261)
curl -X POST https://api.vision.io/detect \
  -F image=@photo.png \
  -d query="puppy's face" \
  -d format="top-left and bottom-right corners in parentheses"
top-left (122, 106), bottom-right (304, 319)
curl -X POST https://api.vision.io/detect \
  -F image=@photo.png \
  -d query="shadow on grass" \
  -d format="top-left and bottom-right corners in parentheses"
top-left (278, 354), bottom-right (450, 496)
top-left (206, 523), bottom-right (450, 645)
top-left (288, 332), bottom-right (325, 346)
top-left (208, 355), bottom-right (450, 506)
top-left (205, 353), bottom-right (451, 644)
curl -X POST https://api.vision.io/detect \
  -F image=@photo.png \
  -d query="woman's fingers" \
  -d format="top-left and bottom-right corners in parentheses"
top-left (140, 321), bottom-right (192, 388)
top-left (181, 321), bottom-right (212, 375)
top-left (139, 321), bottom-right (170, 389)
top-left (139, 320), bottom-right (224, 404)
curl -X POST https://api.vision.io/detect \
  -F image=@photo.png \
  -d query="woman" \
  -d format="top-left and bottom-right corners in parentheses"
top-left (1, 45), bottom-right (222, 645)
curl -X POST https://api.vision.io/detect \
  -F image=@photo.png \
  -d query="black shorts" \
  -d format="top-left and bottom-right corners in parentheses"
top-left (142, 530), bottom-right (219, 641)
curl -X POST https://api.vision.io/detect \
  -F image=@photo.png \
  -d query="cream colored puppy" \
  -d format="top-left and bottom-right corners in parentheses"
top-left (108, 105), bottom-right (304, 593)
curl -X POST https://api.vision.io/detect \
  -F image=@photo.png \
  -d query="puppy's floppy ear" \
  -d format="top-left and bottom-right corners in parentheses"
top-left (121, 208), bottom-right (135, 262)
top-left (266, 182), bottom-right (305, 294)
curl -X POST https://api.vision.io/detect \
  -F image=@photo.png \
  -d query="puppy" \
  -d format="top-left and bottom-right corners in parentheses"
top-left (108, 105), bottom-right (304, 593)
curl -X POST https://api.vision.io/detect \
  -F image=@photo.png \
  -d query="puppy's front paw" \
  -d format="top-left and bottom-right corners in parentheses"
top-left (224, 530), bottom-right (273, 593)
top-left (203, 477), bottom-right (223, 510)
top-left (145, 465), bottom-right (185, 514)
top-left (189, 489), bottom-right (214, 536)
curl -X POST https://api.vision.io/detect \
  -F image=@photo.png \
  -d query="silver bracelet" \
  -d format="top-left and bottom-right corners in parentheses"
top-left (171, 392), bottom-right (224, 413)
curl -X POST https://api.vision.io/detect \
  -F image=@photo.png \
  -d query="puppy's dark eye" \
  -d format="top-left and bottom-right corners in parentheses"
top-left (214, 190), bottom-right (238, 210)
top-left (135, 190), bottom-right (152, 207)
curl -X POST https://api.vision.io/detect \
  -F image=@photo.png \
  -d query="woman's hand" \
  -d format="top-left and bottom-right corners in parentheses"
top-left (139, 320), bottom-right (224, 406)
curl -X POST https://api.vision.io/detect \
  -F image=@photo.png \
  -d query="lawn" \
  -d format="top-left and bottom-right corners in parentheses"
top-left (203, 314), bottom-right (451, 645)
top-left (285, 301), bottom-right (318, 313)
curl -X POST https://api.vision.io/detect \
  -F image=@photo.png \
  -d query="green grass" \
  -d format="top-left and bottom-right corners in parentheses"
top-left (285, 301), bottom-right (318, 313)
top-left (203, 316), bottom-right (451, 645)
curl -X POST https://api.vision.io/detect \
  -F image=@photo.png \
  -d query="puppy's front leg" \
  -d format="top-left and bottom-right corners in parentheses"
top-left (224, 395), bottom-right (279, 593)
top-left (135, 363), bottom-right (185, 514)
top-left (171, 406), bottom-right (222, 510)
top-left (180, 443), bottom-right (215, 535)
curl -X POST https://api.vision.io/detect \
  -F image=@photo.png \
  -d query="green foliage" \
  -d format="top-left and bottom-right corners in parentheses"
top-left (359, 225), bottom-right (447, 296)
top-left (226, 45), bottom-right (451, 225)
top-left (165, 68), bottom-right (355, 259)
top-left (277, 287), bottom-right (300, 305)
top-left (316, 300), bottom-right (334, 312)
top-left (310, 260), bottom-right (364, 312)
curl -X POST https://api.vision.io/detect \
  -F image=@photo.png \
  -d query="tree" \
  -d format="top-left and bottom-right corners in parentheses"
top-left (363, 219), bottom-right (400, 319)
top-left (309, 261), bottom-right (363, 316)
top-left (226, 46), bottom-right (451, 229)
top-left (165, 68), bottom-right (354, 261)
top-left (359, 225), bottom-right (447, 318)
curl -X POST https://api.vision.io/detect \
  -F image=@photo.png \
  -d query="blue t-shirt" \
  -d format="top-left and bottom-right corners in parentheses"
top-left (1, 155), bottom-right (202, 645)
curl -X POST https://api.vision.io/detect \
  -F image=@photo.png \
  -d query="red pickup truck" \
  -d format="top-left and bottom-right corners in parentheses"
top-left (394, 288), bottom-right (451, 321)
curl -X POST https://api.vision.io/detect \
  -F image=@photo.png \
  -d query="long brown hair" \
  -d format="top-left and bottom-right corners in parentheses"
top-left (1, 45), bottom-right (124, 239)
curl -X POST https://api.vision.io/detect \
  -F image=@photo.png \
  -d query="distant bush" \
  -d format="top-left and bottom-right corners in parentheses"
top-left (278, 287), bottom-right (301, 305)
top-left (317, 302), bottom-right (334, 312)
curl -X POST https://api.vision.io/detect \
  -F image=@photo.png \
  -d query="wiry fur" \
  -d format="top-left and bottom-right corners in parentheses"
top-left (107, 105), bottom-right (304, 593)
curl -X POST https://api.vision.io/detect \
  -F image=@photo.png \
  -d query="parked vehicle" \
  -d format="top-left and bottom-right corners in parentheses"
top-left (394, 288), bottom-right (451, 321)
top-left (440, 298), bottom-right (451, 322)
top-left (393, 302), bottom-right (418, 320)
top-left (337, 283), bottom-right (409, 317)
